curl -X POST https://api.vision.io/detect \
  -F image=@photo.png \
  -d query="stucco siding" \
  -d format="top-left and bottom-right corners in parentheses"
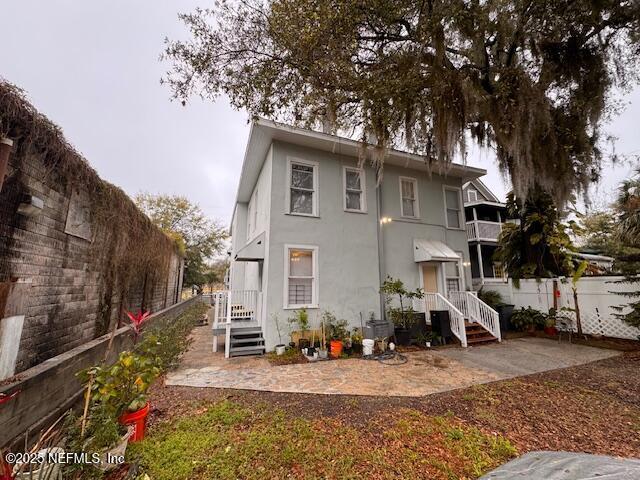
top-left (261, 141), bottom-right (380, 349)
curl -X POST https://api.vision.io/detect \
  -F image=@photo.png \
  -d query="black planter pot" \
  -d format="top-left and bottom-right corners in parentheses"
top-left (394, 328), bottom-right (412, 346)
top-left (352, 343), bottom-right (363, 355)
top-left (298, 338), bottom-right (310, 350)
top-left (497, 304), bottom-right (515, 332)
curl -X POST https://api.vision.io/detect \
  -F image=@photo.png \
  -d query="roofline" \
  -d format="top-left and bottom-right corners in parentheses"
top-left (232, 118), bottom-right (488, 212)
top-left (464, 200), bottom-right (506, 208)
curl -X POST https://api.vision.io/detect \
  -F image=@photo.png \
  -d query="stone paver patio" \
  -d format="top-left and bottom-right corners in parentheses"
top-left (165, 326), bottom-right (619, 397)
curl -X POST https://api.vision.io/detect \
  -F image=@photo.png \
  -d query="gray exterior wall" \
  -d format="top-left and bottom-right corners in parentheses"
top-left (231, 140), bottom-right (474, 350)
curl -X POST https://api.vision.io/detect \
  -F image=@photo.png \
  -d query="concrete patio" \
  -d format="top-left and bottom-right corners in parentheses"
top-left (165, 325), bottom-right (620, 397)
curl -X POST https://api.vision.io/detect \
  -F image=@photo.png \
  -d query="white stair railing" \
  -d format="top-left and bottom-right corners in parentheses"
top-left (415, 293), bottom-right (467, 347)
top-left (449, 291), bottom-right (501, 341)
top-left (211, 290), bottom-right (260, 357)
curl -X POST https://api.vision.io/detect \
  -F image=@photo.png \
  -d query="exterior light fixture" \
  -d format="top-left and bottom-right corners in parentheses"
top-left (380, 217), bottom-right (392, 224)
top-left (462, 261), bottom-right (471, 267)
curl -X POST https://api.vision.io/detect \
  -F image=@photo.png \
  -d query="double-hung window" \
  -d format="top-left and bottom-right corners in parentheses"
top-left (288, 159), bottom-right (318, 216)
top-left (444, 187), bottom-right (462, 228)
top-left (285, 245), bottom-right (318, 308)
top-left (343, 167), bottom-right (366, 212)
top-left (467, 189), bottom-right (478, 202)
top-left (445, 257), bottom-right (462, 294)
top-left (400, 177), bottom-right (419, 218)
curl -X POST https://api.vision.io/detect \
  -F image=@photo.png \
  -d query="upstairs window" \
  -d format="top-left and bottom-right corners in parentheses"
top-left (444, 187), bottom-right (462, 228)
top-left (467, 189), bottom-right (478, 202)
top-left (400, 177), bottom-right (419, 218)
top-left (288, 159), bottom-right (318, 216)
top-left (343, 167), bottom-right (366, 212)
top-left (285, 246), bottom-right (318, 308)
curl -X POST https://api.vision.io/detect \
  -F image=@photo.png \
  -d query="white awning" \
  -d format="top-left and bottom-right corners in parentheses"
top-left (234, 232), bottom-right (265, 262)
top-left (413, 239), bottom-right (460, 262)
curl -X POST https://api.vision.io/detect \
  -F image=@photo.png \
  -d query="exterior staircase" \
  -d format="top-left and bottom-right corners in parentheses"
top-left (210, 290), bottom-right (265, 358)
top-left (464, 321), bottom-right (498, 345)
top-left (228, 324), bottom-right (265, 357)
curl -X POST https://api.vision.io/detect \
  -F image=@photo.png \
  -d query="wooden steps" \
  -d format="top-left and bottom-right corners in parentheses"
top-left (464, 321), bottom-right (498, 345)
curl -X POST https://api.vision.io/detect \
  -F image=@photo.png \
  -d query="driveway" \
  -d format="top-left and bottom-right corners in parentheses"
top-left (165, 327), bottom-right (619, 397)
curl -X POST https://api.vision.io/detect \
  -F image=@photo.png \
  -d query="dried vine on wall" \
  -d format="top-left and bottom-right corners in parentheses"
top-left (0, 79), bottom-right (180, 335)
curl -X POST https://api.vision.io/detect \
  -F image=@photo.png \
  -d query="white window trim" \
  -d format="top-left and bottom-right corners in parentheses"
top-left (342, 166), bottom-right (367, 213)
top-left (467, 189), bottom-right (478, 203)
top-left (399, 176), bottom-right (419, 219)
top-left (285, 157), bottom-right (319, 217)
top-left (283, 244), bottom-right (319, 309)
top-left (443, 185), bottom-right (464, 229)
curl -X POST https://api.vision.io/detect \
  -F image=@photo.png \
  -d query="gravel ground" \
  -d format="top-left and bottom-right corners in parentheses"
top-left (148, 350), bottom-right (640, 459)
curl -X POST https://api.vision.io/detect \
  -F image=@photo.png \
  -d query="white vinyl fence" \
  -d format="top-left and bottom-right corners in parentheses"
top-left (485, 277), bottom-right (640, 340)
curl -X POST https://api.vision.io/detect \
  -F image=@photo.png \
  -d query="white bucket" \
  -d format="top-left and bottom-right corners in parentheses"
top-left (275, 345), bottom-right (286, 356)
top-left (362, 339), bottom-right (375, 356)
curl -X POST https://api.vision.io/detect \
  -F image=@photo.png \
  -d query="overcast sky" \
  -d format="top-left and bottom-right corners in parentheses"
top-left (1, 1), bottom-right (638, 226)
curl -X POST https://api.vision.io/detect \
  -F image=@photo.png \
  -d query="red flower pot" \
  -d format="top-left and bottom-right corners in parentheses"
top-left (330, 340), bottom-right (343, 358)
top-left (118, 401), bottom-right (150, 442)
top-left (544, 326), bottom-right (557, 336)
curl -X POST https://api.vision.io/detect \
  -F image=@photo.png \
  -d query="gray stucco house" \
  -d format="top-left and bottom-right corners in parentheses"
top-left (213, 119), bottom-right (501, 357)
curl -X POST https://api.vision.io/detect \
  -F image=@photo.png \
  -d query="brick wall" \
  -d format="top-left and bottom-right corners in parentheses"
top-left (0, 121), bottom-right (183, 376)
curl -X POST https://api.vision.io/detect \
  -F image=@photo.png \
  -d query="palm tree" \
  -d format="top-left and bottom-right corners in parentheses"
top-left (612, 169), bottom-right (640, 329)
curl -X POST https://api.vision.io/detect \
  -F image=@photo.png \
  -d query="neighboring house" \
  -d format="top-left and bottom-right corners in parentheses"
top-left (462, 179), bottom-right (509, 287)
top-left (214, 119), bottom-right (501, 357)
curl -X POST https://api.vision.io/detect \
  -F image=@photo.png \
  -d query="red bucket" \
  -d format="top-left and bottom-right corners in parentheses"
top-left (119, 402), bottom-right (150, 442)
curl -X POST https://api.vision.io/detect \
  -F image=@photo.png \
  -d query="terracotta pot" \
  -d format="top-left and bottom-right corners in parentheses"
top-left (330, 340), bottom-right (343, 358)
top-left (544, 326), bottom-right (557, 336)
top-left (119, 402), bottom-right (150, 442)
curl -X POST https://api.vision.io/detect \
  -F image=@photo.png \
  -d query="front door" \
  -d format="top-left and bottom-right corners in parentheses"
top-left (422, 264), bottom-right (438, 293)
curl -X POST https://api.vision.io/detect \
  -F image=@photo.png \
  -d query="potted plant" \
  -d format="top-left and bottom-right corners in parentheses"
top-left (79, 351), bottom-right (160, 443)
top-left (351, 329), bottom-right (363, 355)
top-left (510, 307), bottom-right (545, 332)
top-left (380, 276), bottom-right (424, 346)
top-left (63, 406), bottom-right (133, 475)
top-left (288, 308), bottom-right (310, 349)
top-left (322, 310), bottom-right (348, 358)
top-left (273, 314), bottom-right (287, 355)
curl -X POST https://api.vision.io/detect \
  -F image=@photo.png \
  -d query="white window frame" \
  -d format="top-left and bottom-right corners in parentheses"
top-left (342, 166), bottom-right (367, 213)
top-left (467, 189), bottom-right (478, 202)
top-left (285, 157), bottom-right (319, 217)
top-left (399, 176), bottom-right (419, 219)
top-left (444, 252), bottom-right (465, 295)
top-left (283, 244), bottom-right (319, 309)
top-left (443, 185), bottom-right (463, 229)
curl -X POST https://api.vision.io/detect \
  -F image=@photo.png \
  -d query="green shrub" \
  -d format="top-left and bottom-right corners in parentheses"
top-left (477, 289), bottom-right (504, 310)
top-left (510, 307), bottom-right (546, 331)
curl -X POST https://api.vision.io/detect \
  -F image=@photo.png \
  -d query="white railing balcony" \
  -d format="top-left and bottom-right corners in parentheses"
top-left (466, 220), bottom-right (503, 242)
top-left (211, 290), bottom-right (260, 325)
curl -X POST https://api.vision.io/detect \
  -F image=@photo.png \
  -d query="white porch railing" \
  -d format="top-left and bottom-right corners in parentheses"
top-left (211, 290), bottom-right (261, 357)
top-left (414, 293), bottom-right (467, 347)
top-left (448, 291), bottom-right (501, 341)
top-left (466, 220), bottom-right (503, 242)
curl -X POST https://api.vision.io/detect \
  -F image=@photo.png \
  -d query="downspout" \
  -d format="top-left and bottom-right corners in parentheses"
top-left (0, 137), bottom-right (14, 192)
top-left (376, 175), bottom-right (386, 320)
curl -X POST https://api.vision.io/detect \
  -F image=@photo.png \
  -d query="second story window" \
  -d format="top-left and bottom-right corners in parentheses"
top-left (343, 167), bottom-right (366, 212)
top-left (467, 189), bottom-right (478, 202)
top-left (444, 187), bottom-right (462, 228)
top-left (400, 177), bottom-right (419, 218)
top-left (288, 159), bottom-right (318, 216)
